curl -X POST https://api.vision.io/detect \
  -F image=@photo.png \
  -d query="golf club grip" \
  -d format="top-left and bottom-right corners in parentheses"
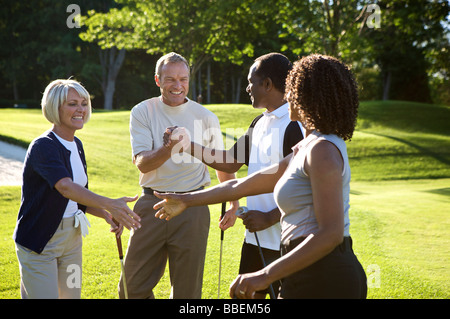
top-left (116, 236), bottom-right (124, 259)
top-left (112, 218), bottom-right (124, 259)
top-left (220, 202), bottom-right (226, 240)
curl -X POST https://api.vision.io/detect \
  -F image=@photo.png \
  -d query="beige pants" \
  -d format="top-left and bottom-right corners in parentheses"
top-left (16, 217), bottom-right (83, 299)
top-left (119, 192), bottom-right (210, 299)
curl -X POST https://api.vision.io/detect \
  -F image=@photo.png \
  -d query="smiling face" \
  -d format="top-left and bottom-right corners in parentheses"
top-left (55, 88), bottom-right (88, 139)
top-left (155, 61), bottom-right (190, 107)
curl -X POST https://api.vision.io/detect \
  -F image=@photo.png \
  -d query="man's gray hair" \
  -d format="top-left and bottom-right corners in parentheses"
top-left (155, 52), bottom-right (190, 78)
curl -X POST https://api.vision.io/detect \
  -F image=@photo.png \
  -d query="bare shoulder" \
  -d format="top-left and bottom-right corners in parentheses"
top-left (305, 140), bottom-right (343, 175)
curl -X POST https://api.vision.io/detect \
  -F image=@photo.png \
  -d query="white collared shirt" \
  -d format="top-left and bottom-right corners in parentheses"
top-left (245, 103), bottom-right (304, 250)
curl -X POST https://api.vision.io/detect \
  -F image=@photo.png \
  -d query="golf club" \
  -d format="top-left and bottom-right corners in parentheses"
top-left (217, 202), bottom-right (226, 298)
top-left (236, 206), bottom-right (277, 299)
top-left (113, 218), bottom-right (128, 299)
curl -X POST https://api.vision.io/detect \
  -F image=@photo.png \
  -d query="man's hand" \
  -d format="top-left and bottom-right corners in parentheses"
top-left (239, 208), bottom-right (281, 233)
top-left (153, 191), bottom-right (188, 220)
top-left (219, 201), bottom-right (239, 231)
top-left (163, 126), bottom-right (191, 153)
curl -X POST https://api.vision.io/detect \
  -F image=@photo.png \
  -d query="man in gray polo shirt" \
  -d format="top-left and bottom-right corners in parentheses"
top-left (119, 52), bottom-right (238, 299)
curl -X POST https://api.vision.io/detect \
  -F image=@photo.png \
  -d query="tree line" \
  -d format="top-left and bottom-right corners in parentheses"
top-left (1, 0), bottom-right (448, 110)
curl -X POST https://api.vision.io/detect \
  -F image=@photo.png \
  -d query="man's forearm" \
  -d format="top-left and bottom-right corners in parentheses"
top-left (134, 146), bottom-right (172, 173)
top-left (190, 142), bottom-right (243, 174)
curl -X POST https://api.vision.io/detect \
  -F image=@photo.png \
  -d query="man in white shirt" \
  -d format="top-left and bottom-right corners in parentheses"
top-left (120, 52), bottom-right (237, 299)
top-left (165, 53), bottom-right (304, 298)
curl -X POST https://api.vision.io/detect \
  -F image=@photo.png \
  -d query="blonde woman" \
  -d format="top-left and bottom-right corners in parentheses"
top-left (13, 79), bottom-right (141, 299)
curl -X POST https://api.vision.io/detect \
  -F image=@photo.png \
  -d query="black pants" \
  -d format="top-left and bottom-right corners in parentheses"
top-left (280, 237), bottom-right (367, 299)
top-left (239, 241), bottom-right (281, 297)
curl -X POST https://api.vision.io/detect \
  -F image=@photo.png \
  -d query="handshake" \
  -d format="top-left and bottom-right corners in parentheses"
top-left (163, 126), bottom-right (191, 153)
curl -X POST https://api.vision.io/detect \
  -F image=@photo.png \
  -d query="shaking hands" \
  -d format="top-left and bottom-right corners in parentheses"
top-left (163, 126), bottom-right (191, 153)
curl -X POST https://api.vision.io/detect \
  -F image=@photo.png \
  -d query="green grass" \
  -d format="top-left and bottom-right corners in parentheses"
top-left (350, 179), bottom-right (449, 298)
top-left (0, 101), bottom-right (449, 299)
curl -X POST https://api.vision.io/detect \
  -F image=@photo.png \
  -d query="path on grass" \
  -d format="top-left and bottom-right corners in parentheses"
top-left (0, 141), bottom-right (26, 186)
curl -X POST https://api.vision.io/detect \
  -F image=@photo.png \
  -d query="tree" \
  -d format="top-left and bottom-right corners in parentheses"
top-left (363, 0), bottom-right (449, 102)
top-left (0, 0), bottom-right (120, 108)
top-left (276, 0), bottom-right (370, 59)
top-left (79, 1), bottom-right (128, 109)
top-left (276, 0), bottom-right (449, 103)
top-left (2, 0), bottom-right (447, 106)
top-left (79, 0), bottom-right (264, 101)
top-left (0, 0), bottom-right (86, 101)
top-left (0, 1), bottom-right (34, 100)
top-left (98, 47), bottom-right (126, 110)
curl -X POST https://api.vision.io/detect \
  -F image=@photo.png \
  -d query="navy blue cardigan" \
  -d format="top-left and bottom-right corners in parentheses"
top-left (13, 131), bottom-right (88, 253)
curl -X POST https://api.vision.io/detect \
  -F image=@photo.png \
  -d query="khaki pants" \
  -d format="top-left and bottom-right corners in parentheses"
top-left (119, 192), bottom-right (210, 299)
top-left (16, 217), bottom-right (83, 299)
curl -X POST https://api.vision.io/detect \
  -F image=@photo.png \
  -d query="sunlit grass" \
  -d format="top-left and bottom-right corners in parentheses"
top-left (0, 101), bottom-right (448, 298)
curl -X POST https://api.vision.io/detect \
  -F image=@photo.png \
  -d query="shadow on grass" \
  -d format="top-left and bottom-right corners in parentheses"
top-left (364, 131), bottom-right (450, 167)
top-left (424, 187), bottom-right (450, 198)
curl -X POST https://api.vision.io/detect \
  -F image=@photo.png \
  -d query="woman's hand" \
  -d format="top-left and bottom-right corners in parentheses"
top-left (55, 177), bottom-right (141, 231)
top-left (153, 192), bottom-right (188, 220)
top-left (229, 270), bottom-right (272, 299)
top-left (104, 213), bottom-right (124, 238)
top-left (104, 195), bottom-right (141, 231)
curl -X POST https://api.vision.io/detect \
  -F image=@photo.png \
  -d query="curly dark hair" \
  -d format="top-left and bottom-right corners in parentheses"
top-left (285, 54), bottom-right (359, 141)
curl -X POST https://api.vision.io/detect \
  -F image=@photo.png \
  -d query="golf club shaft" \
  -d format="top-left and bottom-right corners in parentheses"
top-left (218, 202), bottom-right (226, 298)
top-left (113, 219), bottom-right (128, 299)
top-left (254, 231), bottom-right (276, 299)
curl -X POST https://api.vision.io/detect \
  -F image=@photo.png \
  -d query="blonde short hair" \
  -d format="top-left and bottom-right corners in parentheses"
top-left (41, 79), bottom-right (92, 125)
top-left (155, 52), bottom-right (190, 79)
